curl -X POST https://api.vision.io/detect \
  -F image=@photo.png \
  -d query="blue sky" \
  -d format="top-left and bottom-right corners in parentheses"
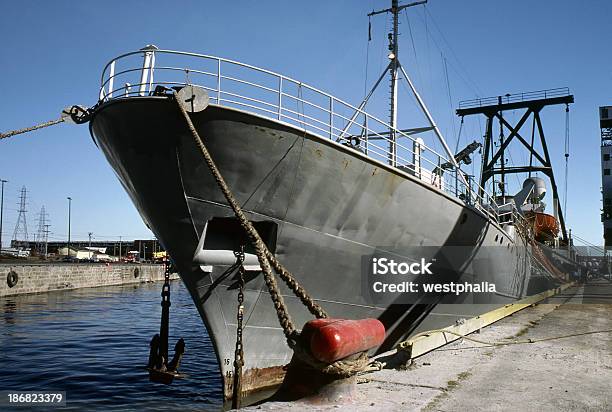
top-left (0, 0), bottom-right (610, 246)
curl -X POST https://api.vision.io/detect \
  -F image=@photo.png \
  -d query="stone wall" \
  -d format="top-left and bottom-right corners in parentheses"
top-left (0, 263), bottom-right (179, 297)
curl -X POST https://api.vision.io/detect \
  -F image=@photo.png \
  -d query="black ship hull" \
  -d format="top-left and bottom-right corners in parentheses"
top-left (90, 97), bottom-right (560, 399)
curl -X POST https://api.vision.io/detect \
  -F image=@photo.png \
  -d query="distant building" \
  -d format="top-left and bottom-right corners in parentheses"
top-left (601, 106), bottom-right (612, 247)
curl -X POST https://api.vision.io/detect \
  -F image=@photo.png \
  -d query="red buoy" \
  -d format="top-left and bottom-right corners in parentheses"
top-left (302, 318), bottom-right (385, 364)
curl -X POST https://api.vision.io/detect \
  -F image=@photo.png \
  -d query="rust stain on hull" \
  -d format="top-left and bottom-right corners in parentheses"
top-left (224, 364), bottom-right (288, 401)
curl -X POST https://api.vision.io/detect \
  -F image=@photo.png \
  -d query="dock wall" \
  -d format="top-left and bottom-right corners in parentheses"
top-left (0, 263), bottom-right (179, 297)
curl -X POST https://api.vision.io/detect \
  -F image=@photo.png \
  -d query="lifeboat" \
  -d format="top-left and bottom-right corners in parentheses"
top-left (526, 211), bottom-right (559, 241)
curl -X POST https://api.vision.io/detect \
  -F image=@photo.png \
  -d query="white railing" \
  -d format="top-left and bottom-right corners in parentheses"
top-left (98, 47), bottom-right (508, 224)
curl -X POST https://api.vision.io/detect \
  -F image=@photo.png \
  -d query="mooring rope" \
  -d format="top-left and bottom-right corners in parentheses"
top-left (370, 327), bottom-right (612, 363)
top-left (173, 91), bottom-right (328, 342)
top-left (0, 118), bottom-right (65, 140)
top-left (404, 327), bottom-right (612, 348)
top-left (0, 106), bottom-right (92, 140)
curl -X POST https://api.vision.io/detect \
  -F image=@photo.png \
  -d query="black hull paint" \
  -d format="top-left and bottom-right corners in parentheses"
top-left (90, 97), bottom-right (560, 400)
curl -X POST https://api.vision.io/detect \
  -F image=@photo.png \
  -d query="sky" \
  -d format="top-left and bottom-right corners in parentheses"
top-left (0, 0), bottom-right (610, 247)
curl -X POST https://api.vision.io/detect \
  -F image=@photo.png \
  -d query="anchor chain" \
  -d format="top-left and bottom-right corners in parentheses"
top-left (231, 247), bottom-right (246, 409)
top-left (159, 257), bottom-right (172, 364)
top-left (173, 90), bottom-right (327, 343)
top-left (147, 258), bottom-right (185, 383)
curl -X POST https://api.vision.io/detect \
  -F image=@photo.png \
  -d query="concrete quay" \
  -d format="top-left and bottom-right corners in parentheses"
top-left (247, 279), bottom-right (612, 411)
top-left (0, 263), bottom-right (179, 297)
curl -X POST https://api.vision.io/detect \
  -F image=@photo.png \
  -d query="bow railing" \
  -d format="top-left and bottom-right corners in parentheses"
top-left (98, 47), bottom-right (509, 225)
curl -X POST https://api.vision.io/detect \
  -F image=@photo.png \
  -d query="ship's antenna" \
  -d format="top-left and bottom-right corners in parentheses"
top-left (369, 0), bottom-right (426, 165)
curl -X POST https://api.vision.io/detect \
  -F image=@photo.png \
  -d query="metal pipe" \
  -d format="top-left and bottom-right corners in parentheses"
top-left (398, 62), bottom-right (469, 188)
top-left (389, 0), bottom-right (399, 167)
top-left (139, 46), bottom-right (157, 96)
top-left (337, 63), bottom-right (391, 141)
top-left (277, 77), bottom-right (282, 120)
top-left (108, 60), bottom-right (115, 99)
top-left (217, 59), bottom-right (221, 104)
top-left (329, 97), bottom-right (333, 139)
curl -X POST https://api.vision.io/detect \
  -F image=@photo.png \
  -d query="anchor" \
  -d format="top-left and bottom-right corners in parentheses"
top-left (147, 257), bottom-right (185, 384)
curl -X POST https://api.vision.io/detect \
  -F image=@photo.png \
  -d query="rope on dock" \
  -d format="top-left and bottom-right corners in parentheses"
top-left (370, 327), bottom-right (612, 363)
top-left (404, 327), bottom-right (612, 348)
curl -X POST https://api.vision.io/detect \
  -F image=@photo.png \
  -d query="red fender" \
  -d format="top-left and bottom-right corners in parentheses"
top-left (301, 318), bottom-right (385, 363)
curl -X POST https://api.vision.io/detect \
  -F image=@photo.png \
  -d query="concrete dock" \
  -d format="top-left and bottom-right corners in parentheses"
top-left (0, 263), bottom-right (178, 297)
top-left (248, 279), bottom-right (612, 411)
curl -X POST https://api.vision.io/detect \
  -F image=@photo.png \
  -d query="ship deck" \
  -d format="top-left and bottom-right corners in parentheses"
top-left (244, 278), bottom-right (612, 411)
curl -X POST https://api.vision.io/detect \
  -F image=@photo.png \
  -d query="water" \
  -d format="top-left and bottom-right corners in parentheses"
top-left (0, 281), bottom-right (223, 411)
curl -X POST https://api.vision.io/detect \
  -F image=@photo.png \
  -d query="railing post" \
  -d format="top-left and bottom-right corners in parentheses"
top-left (329, 96), bottom-right (333, 139)
top-left (364, 115), bottom-right (368, 155)
top-left (149, 52), bottom-right (155, 91)
top-left (455, 168), bottom-right (459, 197)
top-left (466, 175), bottom-right (472, 205)
top-left (217, 59), bottom-right (221, 104)
top-left (278, 77), bottom-right (283, 120)
top-left (413, 138), bottom-right (425, 180)
top-left (108, 60), bottom-right (116, 99)
top-left (139, 45), bottom-right (158, 96)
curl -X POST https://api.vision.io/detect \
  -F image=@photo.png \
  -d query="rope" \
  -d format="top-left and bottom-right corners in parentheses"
top-left (172, 91), bottom-right (327, 342)
top-left (404, 9), bottom-right (423, 91)
top-left (405, 327), bottom-right (612, 349)
top-left (0, 105), bottom-right (92, 140)
top-left (364, 16), bottom-right (371, 98)
top-left (455, 116), bottom-right (464, 154)
top-left (0, 118), bottom-right (64, 140)
top-left (291, 341), bottom-right (371, 378)
top-left (442, 55), bottom-right (457, 151)
top-left (371, 326), bottom-right (612, 363)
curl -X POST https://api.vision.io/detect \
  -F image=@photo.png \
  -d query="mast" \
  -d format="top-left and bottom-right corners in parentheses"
top-left (364, 1), bottom-right (468, 188)
top-left (369, 0), bottom-right (427, 167)
top-left (389, 0), bottom-right (400, 166)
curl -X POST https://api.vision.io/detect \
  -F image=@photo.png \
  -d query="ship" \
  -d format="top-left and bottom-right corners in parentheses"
top-left (86, 1), bottom-right (576, 402)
